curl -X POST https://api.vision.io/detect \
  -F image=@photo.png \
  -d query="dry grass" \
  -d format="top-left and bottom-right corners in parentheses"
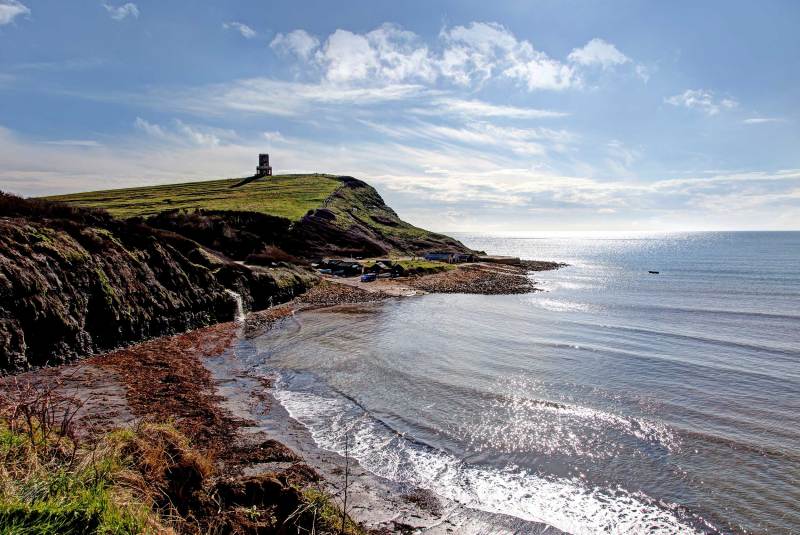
top-left (93, 323), bottom-right (241, 455)
top-left (0, 375), bottom-right (360, 534)
top-left (0, 379), bottom-right (171, 534)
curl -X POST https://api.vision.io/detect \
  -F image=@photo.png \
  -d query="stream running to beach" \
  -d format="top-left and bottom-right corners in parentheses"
top-left (233, 231), bottom-right (800, 534)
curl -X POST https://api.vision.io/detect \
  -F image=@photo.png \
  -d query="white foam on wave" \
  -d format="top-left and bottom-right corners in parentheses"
top-left (274, 386), bottom-right (705, 535)
top-left (545, 280), bottom-right (596, 291)
top-left (459, 391), bottom-right (679, 458)
top-left (530, 297), bottom-right (594, 313)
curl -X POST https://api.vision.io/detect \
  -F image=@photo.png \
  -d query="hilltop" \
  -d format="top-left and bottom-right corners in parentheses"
top-left (43, 174), bottom-right (472, 258)
top-left (44, 174), bottom-right (343, 220)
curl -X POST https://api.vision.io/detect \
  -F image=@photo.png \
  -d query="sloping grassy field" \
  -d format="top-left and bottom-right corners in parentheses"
top-left (42, 174), bottom-right (342, 220)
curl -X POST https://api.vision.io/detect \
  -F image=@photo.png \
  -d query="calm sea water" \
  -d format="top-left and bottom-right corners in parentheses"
top-left (243, 232), bottom-right (800, 534)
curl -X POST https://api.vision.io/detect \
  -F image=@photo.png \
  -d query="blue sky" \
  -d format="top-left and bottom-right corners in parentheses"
top-left (1, 1), bottom-right (799, 231)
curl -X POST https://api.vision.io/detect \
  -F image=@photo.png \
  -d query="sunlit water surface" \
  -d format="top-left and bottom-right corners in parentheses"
top-left (236, 232), bottom-right (800, 534)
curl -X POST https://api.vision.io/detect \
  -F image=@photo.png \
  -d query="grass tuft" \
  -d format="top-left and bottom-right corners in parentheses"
top-left (0, 382), bottom-right (170, 534)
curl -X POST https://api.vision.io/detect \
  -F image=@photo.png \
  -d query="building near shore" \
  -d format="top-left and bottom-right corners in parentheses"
top-left (424, 252), bottom-right (455, 262)
top-left (424, 252), bottom-right (477, 263)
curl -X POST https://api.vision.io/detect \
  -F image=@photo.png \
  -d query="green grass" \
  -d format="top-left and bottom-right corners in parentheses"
top-left (42, 174), bottom-right (343, 220)
top-left (0, 423), bottom-right (154, 535)
top-left (300, 488), bottom-right (366, 535)
top-left (361, 259), bottom-right (455, 273)
top-left (396, 259), bottom-right (455, 271)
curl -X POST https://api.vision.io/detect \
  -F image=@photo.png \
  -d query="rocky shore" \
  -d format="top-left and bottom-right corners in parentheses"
top-left (1, 264), bottom-right (565, 534)
top-left (409, 261), bottom-right (563, 294)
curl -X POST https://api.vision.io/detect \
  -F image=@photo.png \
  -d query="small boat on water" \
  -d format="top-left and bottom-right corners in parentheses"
top-left (648, 270), bottom-right (660, 274)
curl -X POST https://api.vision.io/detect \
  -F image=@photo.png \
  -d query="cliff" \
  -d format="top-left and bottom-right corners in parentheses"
top-left (0, 194), bottom-right (316, 373)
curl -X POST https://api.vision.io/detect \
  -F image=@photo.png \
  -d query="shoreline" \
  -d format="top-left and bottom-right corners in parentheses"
top-left (0, 261), bottom-right (564, 533)
top-left (205, 318), bottom-right (562, 534)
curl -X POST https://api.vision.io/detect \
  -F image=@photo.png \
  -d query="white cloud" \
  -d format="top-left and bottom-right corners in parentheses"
top-left (0, 0), bottom-right (29, 25)
top-left (174, 120), bottom-right (222, 146)
top-left (267, 22), bottom-right (636, 92)
top-left (270, 30), bottom-right (320, 61)
top-left (223, 21), bottom-right (256, 39)
top-left (103, 2), bottom-right (139, 21)
top-left (133, 117), bottom-right (168, 139)
top-left (363, 24), bottom-right (437, 83)
top-left (361, 117), bottom-right (573, 158)
top-left (438, 22), bottom-right (518, 85)
top-left (665, 89), bottom-right (738, 116)
top-left (146, 77), bottom-right (428, 118)
top-left (568, 38), bottom-right (631, 69)
top-left (317, 29), bottom-right (377, 82)
top-left (605, 139), bottom-right (641, 176)
top-left (439, 22), bottom-right (578, 90)
top-left (313, 24), bottom-right (436, 84)
top-left (420, 98), bottom-right (568, 119)
top-left (41, 139), bottom-right (103, 148)
top-left (635, 64), bottom-right (651, 83)
top-left (742, 117), bottom-right (786, 124)
top-left (503, 54), bottom-right (577, 91)
top-left (134, 117), bottom-right (234, 146)
top-left (262, 131), bottom-right (286, 143)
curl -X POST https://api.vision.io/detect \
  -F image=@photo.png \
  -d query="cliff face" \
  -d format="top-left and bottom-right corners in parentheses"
top-left (0, 195), bottom-right (316, 373)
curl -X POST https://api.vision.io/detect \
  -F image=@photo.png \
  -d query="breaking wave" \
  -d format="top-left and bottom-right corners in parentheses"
top-left (274, 383), bottom-right (713, 535)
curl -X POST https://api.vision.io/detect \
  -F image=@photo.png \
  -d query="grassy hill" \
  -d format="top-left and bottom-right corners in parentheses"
top-left (41, 174), bottom-right (474, 258)
top-left (43, 174), bottom-right (342, 220)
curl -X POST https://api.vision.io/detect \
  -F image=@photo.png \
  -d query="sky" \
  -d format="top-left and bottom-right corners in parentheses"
top-left (1, 1), bottom-right (799, 231)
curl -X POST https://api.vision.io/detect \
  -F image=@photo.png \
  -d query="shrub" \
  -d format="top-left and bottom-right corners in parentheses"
top-left (245, 245), bottom-right (304, 266)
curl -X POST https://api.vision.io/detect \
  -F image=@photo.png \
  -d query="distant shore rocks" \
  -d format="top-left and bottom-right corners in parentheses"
top-left (409, 262), bottom-right (561, 295)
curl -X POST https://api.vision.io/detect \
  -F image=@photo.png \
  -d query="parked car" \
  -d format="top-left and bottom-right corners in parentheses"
top-left (360, 273), bottom-right (377, 282)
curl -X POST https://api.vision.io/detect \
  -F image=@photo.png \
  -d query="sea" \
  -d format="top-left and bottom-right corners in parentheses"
top-left (238, 231), bottom-right (800, 534)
